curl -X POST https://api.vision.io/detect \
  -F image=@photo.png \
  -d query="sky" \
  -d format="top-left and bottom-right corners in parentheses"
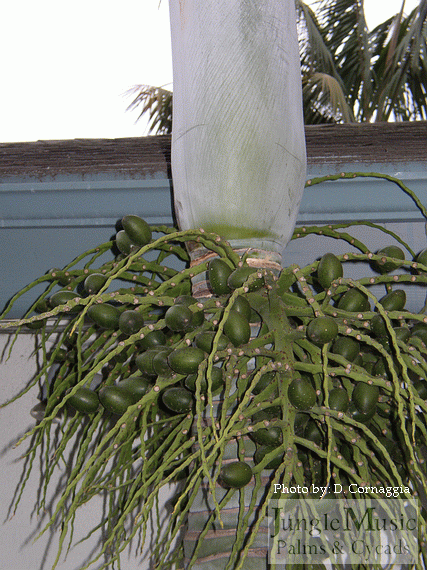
top-left (0, 0), bottom-right (420, 144)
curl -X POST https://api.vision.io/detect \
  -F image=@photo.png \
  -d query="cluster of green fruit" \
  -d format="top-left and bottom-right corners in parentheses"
top-left (17, 216), bottom-right (427, 492)
top-left (3, 198), bottom-right (427, 569)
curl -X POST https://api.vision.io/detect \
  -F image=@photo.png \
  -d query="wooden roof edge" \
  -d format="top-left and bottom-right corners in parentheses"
top-left (0, 122), bottom-right (426, 179)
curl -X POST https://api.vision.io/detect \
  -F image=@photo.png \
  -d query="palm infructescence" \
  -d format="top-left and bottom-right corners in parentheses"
top-left (128, 0), bottom-right (427, 132)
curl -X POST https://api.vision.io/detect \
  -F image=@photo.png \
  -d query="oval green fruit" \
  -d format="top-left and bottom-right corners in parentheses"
top-left (231, 296), bottom-right (252, 321)
top-left (50, 291), bottom-right (82, 312)
top-left (87, 303), bottom-right (121, 329)
top-left (414, 379), bottom-right (427, 399)
top-left (251, 406), bottom-right (282, 423)
top-left (164, 304), bottom-right (193, 332)
top-left (337, 288), bottom-right (370, 312)
top-left (57, 272), bottom-right (74, 286)
top-left (352, 382), bottom-right (379, 414)
top-left (288, 377), bottom-right (316, 410)
top-left (251, 425), bottom-right (282, 447)
top-left (254, 445), bottom-right (283, 470)
top-left (348, 402), bottom-right (377, 423)
top-left (153, 349), bottom-right (174, 377)
top-left (67, 387), bottom-right (99, 414)
top-left (219, 461), bottom-right (252, 488)
top-left (328, 388), bottom-right (349, 412)
top-left (168, 347), bottom-right (205, 375)
top-left (98, 385), bottom-right (135, 415)
top-left (185, 366), bottom-right (224, 392)
top-left (174, 295), bottom-right (197, 306)
top-left (378, 289), bottom-right (406, 312)
top-left (195, 331), bottom-right (229, 353)
top-left (139, 329), bottom-right (167, 350)
top-left (317, 253), bottom-right (343, 290)
top-left (115, 229), bottom-right (136, 255)
top-left (121, 214), bottom-right (152, 246)
top-left (304, 419), bottom-right (323, 445)
top-left (223, 310), bottom-right (251, 347)
top-left (373, 357), bottom-right (388, 377)
top-left (118, 310), bottom-right (144, 336)
top-left (35, 298), bottom-right (49, 313)
top-left (331, 336), bottom-right (359, 362)
top-left (53, 347), bottom-right (68, 362)
top-left (416, 248), bottom-right (427, 268)
top-left (393, 326), bottom-right (410, 343)
top-left (306, 316), bottom-right (338, 345)
top-left (162, 387), bottom-right (193, 413)
top-left (372, 245), bottom-right (405, 274)
top-left (252, 371), bottom-right (276, 395)
top-left (173, 296), bottom-right (205, 327)
top-left (227, 266), bottom-right (263, 291)
top-left (117, 376), bottom-right (152, 402)
top-left (135, 347), bottom-right (164, 376)
top-left (370, 314), bottom-right (388, 338)
top-left (208, 258), bottom-right (233, 295)
top-left (84, 273), bottom-right (107, 295)
top-left (410, 322), bottom-right (427, 344)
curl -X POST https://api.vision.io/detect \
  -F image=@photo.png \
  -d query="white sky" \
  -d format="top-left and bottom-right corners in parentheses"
top-left (0, 0), bottom-right (420, 143)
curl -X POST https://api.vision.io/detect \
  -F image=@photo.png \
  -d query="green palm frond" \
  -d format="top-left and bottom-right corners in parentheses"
top-left (303, 71), bottom-right (355, 123)
top-left (127, 1), bottom-right (427, 130)
top-left (373, 1), bottom-right (427, 121)
top-left (297, 0), bottom-right (338, 76)
top-left (125, 85), bottom-right (173, 134)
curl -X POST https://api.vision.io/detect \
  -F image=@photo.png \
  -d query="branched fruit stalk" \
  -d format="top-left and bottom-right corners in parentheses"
top-left (1, 173), bottom-right (427, 570)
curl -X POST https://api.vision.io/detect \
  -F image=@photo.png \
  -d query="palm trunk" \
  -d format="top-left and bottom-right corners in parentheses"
top-left (183, 436), bottom-right (270, 570)
top-left (169, 0), bottom-right (306, 258)
top-left (168, 1), bottom-right (306, 568)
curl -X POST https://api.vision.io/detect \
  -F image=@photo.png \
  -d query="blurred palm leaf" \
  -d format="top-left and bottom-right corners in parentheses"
top-left (303, 71), bottom-right (354, 123)
top-left (128, 0), bottom-right (427, 133)
top-left (125, 85), bottom-right (172, 134)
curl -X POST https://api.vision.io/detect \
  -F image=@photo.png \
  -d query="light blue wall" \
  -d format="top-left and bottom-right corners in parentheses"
top-left (1, 157), bottom-right (427, 318)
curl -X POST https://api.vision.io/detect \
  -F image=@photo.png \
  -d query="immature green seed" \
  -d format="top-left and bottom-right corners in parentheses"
top-left (118, 310), bottom-right (145, 336)
top-left (306, 316), bottom-right (338, 345)
top-left (253, 445), bottom-right (283, 470)
top-left (164, 304), bottom-right (193, 331)
top-left (416, 248), bottom-right (427, 268)
top-left (352, 382), bottom-right (379, 414)
top-left (371, 245), bottom-right (405, 274)
top-left (331, 336), bottom-right (359, 362)
top-left (115, 230), bottom-right (136, 255)
top-left (288, 377), bottom-right (316, 410)
top-left (208, 258), bottom-right (233, 295)
top-left (87, 304), bottom-right (121, 329)
top-left (185, 366), bottom-right (224, 392)
top-left (223, 310), bottom-right (251, 347)
top-left (219, 461), bottom-right (253, 488)
top-left (84, 273), bottom-right (107, 295)
top-left (227, 266), bottom-right (263, 291)
top-left (337, 288), bottom-right (369, 312)
top-left (378, 289), bottom-right (406, 312)
top-left (121, 214), bottom-right (152, 246)
top-left (50, 291), bottom-right (82, 312)
top-left (168, 347), bottom-right (205, 375)
top-left (328, 388), bottom-right (349, 412)
top-left (98, 386), bottom-right (134, 415)
top-left (67, 387), bottom-right (99, 414)
top-left (317, 252), bottom-right (343, 289)
top-left (162, 387), bottom-right (194, 413)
